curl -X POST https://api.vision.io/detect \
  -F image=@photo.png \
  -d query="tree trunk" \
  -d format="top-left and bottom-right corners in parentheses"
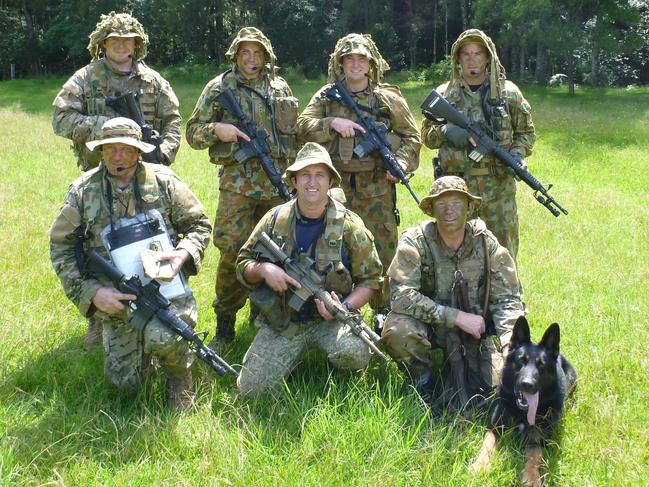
top-left (444, 0), bottom-right (449, 55)
top-left (433, 0), bottom-right (438, 62)
top-left (567, 51), bottom-right (575, 96)
top-left (519, 42), bottom-right (526, 80)
top-left (535, 41), bottom-right (546, 84)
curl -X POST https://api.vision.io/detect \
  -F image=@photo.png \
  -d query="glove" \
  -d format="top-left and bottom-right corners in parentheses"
top-left (507, 154), bottom-right (527, 180)
top-left (441, 123), bottom-right (470, 149)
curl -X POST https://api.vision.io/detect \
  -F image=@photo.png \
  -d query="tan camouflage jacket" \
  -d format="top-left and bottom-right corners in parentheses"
top-left (52, 58), bottom-right (181, 169)
top-left (49, 162), bottom-right (211, 317)
top-left (421, 79), bottom-right (535, 176)
top-left (296, 82), bottom-right (421, 198)
top-left (186, 68), bottom-right (298, 200)
top-left (388, 219), bottom-right (523, 344)
top-left (236, 197), bottom-right (383, 291)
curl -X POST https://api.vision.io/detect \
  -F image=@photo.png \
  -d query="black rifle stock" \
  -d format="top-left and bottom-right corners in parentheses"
top-left (216, 88), bottom-right (292, 202)
top-left (324, 80), bottom-right (420, 204)
top-left (421, 89), bottom-right (568, 217)
top-left (105, 91), bottom-right (163, 163)
top-left (86, 250), bottom-right (239, 378)
top-left (253, 232), bottom-right (390, 363)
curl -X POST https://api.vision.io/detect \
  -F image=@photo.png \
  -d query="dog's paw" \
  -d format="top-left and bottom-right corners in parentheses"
top-left (520, 466), bottom-right (542, 487)
top-left (469, 430), bottom-right (497, 474)
top-left (468, 454), bottom-right (491, 474)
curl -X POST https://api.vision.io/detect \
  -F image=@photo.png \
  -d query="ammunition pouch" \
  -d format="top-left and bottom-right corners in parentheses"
top-left (274, 96), bottom-right (299, 134)
top-left (209, 141), bottom-right (240, 166)
top-left (248, 284), bottom-right (291, 332)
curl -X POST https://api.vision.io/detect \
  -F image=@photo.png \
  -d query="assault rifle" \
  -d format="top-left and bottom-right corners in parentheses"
top-left (421, 89), bottom-right (568, 217)
top-left (253, 232), bottom-right (390, 363)
top-left (105, 91), bottom-right (164, 163)
top-left (324, 80), bottom-right (420, 204)
top-left (86, 250), bottom-right (239, 378)
top-left (216, 88), bottom-right (292, 202)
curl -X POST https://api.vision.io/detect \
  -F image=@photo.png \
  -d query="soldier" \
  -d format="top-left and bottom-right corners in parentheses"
top-left (52, 12), bottom-right (182, 348)
top-left (381, 176), bottom-right (524, 410)
top-left (235, 142), bottom-right (383, 397)
top-left (421, 29), bottom-right (535, 259)
top-left (49, 118), bottom-right (211, 411)
top-left (52, 11), bottom-right (181, 170)
top-left (186, 27), bottom-right (298, 348)
top-left (296, 33), bottom-right (420, 329)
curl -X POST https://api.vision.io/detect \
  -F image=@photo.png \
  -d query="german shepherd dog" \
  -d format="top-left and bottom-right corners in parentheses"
top-left (470, 316), bottom-right (577, 486)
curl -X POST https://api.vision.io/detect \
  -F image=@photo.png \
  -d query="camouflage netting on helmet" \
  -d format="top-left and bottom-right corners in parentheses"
top-left (449, 29), bottom-right (505, 101)
top-left (225, 27), bottom-right (277, 77)
top-left (327, 33), bottom-right (390, 84)
top-left (87, 11), bottom-right (149, 61)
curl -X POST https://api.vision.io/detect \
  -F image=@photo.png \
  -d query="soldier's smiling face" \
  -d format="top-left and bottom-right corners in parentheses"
top-left (236, 41), bottom-right (266, 79)
top-left (103, 36), bottom-right (135, 70)
top-left (432, 192), bottom-right (469, 234)
top-left (292, 164), bottom-right (332, 209)
top-left (102, 142), bottom-right (140, 186)
top-left (459, 42), bottom-right (490, 85)
top-left (342, 54), bottom-right (370, 87)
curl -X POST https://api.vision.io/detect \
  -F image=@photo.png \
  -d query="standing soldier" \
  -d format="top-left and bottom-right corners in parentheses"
top-left (186, 27), bottom-right (298, 348)
top-left (52, 11), bottom-right (182, 347)
top-left (297, 33), bottom-right (421, 328)
top-left (421, 29), bottom-right (535, 259)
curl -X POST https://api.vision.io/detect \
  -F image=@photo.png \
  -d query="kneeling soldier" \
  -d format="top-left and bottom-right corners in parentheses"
top-left (235, 142), bottom-right (383, 396)
top-left (382, 176), bottom-right (523, 410)
top-left (49, 118), bottom-right (211, 411)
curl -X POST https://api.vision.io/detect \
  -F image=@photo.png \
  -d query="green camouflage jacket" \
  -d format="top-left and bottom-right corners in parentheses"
top-left (186, 68), bottom-right (298, 200)
top-left (296, 82), bottom-right (420, 198)
top-left (49, 162), bottom-right (211, 317)
top-left (388, 219), bottom-right (523, 344)
top-left (421, 79), bottom-right (535, 176)
top-left (236, 197), bottom-right (383, 292)
top-left (52, 58), bottom-right (181, 169)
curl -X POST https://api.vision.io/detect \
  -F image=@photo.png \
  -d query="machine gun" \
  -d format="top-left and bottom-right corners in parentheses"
top-left (86, 250), bottom-right (239, 378)
top-left (105, 91), bottom-right (164, 163)
top-left (217, 88), bottom-right (292, 202)
top-left (324, 80), bottom-right (420, 204)
top-left (253, 232), bottom-right (390, 363)
top-left (421, 89), bottom-right (568, 217)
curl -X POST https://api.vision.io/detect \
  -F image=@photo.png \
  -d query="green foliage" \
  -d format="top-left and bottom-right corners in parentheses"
top-left (406, 57), bottom-right (452, 83)
top-left (1, 77), bottom-right (649, 486)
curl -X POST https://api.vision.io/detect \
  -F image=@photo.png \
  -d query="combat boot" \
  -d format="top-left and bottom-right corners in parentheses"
top-left (248, 302), bottom-right (260, 325)
top-left (208, 315), bottom-right (236, 351)
top-left (84, 316), bottom-right (103, 349)
top-left (166, 369), bottom-right (194, 412)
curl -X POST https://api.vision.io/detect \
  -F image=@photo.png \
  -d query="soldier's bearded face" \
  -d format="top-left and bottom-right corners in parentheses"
top-left (342, 54), bottom-right (370, 85)
top-left (293, 164), bottom-right (332, 207)
top-left (459, 42), bottom-right (489, 84)
top-left (102, 143), bottom-right (140, 183)
top-left (104, 37), bottom-right (136, 69)
top-left (236, 41), bottom-right (266, 79)
top-left (432, 193), bottom-right (469, 234)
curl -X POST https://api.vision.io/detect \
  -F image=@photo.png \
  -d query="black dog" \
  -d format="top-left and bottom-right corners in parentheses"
top-left (470, 316), bottom-right (577, 486)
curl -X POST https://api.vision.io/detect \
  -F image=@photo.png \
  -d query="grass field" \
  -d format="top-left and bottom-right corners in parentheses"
top-left (1, 71), bottom-right (648, 486)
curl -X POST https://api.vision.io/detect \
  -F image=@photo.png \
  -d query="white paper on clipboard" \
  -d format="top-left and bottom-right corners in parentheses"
top-left (100, 210), bottom-right (189, 300)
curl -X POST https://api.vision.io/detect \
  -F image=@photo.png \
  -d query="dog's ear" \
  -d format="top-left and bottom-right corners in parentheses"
top-left (510, 315), bottom-right (531, 348)
top-left (540, 323), bottom-right (560, 356)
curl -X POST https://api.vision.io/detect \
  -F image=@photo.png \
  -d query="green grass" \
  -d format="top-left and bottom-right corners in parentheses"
top-left (1, 75), bottom-right (648, 486)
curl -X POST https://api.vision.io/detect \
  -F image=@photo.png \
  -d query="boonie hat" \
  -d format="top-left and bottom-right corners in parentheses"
top-left (86, 117), bottom-right (155, 153)
top-left (419, 176), bottom-right (482, 216)
top-left (283, 142), bottom-right (341, 187)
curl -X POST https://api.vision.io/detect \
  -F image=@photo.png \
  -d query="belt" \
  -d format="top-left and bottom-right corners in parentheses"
top-left (445, 166), bottom-right (492, 177)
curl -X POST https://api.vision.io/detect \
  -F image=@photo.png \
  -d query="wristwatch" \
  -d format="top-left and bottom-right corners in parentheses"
top-left (342, 301), bottom-right (355, 313)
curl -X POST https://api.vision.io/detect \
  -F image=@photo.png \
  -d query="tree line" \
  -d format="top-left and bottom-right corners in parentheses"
top-left (2, 0), bottom-right (648, 88)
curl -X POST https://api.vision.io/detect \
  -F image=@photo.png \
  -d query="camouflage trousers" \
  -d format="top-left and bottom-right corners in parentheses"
top-left (464, 173), bottom-right (518, 260)
top-left (341, 172), bottom-right (397, 311)
top-left (212, 190), bottom-right (283, 316)
top-left (97, 294), bottom-right (196, 392)
top-left (237, 317), bottom-right (372, 397)
top-left (381, 312), bottom-right (503, 392)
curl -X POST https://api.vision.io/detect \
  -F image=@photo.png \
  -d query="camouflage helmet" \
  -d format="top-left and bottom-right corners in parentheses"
top-left (225, 27), bottom-right (277, 76)
top-left (327, 33), bottom-right (390, 83)
top-left (87, 11), bottom-right (149, 61)
top-left (418, 176), bottom-right (481, 216)
top-left (283, 142), bottom-right (341, 187)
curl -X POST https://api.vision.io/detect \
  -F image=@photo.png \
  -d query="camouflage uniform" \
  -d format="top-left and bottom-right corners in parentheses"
top-left (296, 33), bottom-right (421, 311)
top-left (381, 177), bottom-right (524, 406)
top-left (49, 157), bottom-right (211, 391)
top-left (235, 195), bottom-right (383, 396)
top-left (52, 12), bottom-right (181, 170)
top-left (421, 29), bottom-right (535, 259)
top-left (186, 27), bottom-right (298, 331)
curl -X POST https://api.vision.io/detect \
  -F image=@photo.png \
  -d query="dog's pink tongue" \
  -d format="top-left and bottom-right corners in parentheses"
top-left (524, 392), bottom-right (539, 425)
